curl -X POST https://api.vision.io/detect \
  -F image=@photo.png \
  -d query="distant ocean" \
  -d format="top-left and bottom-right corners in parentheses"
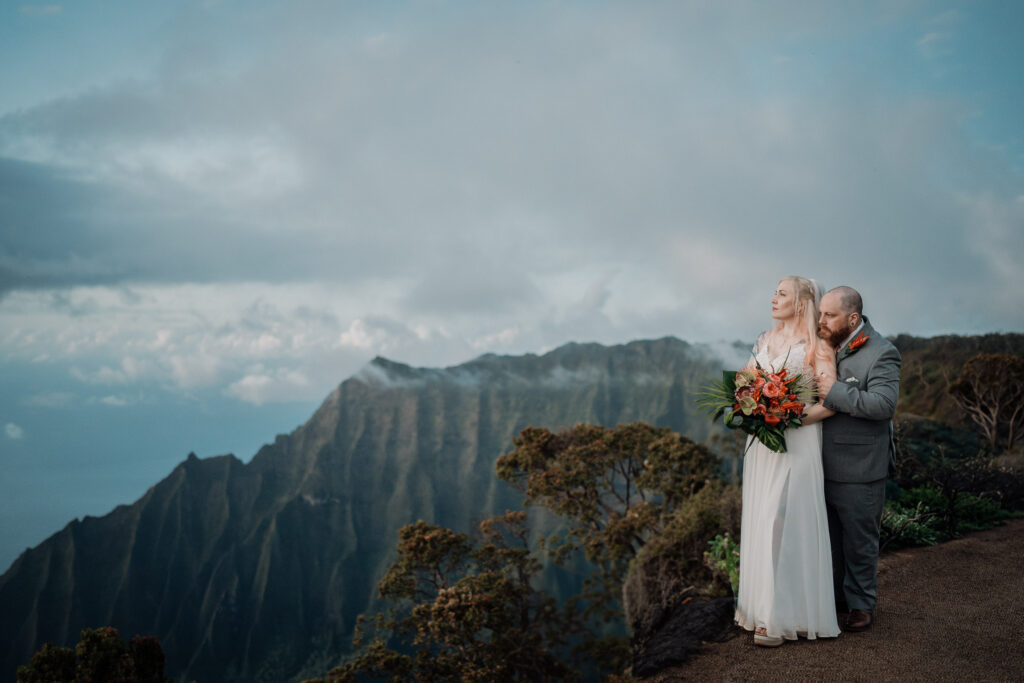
top-left (0, 358), bottom-right (319, 573)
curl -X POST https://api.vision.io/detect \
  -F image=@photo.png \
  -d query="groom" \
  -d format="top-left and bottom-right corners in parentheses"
top-left (816, 286), bottom-right (901, 633)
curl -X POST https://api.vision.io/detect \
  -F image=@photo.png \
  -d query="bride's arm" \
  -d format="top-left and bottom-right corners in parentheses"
top-left (801, 344), bottom-right (837, 425)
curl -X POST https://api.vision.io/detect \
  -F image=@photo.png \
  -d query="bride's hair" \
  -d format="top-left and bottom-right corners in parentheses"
top-left (776, 275), bottom-right (825, 371)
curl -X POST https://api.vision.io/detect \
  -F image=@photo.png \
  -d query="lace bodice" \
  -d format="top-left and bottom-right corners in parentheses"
top-left (752, 333), bottom-right (808, 374)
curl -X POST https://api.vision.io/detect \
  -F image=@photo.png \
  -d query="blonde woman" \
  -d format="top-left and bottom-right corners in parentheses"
top-left (734, 276), bottom-right (841, 646)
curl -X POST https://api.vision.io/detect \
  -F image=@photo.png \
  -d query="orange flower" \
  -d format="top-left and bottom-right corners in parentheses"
top-left (764, 413), bottom-right (781, 426)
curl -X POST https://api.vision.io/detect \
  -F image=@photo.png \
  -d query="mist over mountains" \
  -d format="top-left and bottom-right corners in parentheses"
top-left (0, 336), bottom-right (746, 682)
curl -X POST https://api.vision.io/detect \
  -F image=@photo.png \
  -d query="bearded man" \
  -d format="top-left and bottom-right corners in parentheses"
top-left (816, 286), bottom-right (901, 633)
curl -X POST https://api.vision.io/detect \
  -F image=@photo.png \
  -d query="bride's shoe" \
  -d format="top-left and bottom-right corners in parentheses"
top-left (754, 627), bottom-right (784, 647)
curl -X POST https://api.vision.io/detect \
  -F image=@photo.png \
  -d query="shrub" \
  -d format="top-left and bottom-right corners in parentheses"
top-left (703, 533), bottom-right (740, 596)
top-left (621, 483), bottom-right (741, 638)
top-left (890, 485), bottom-right (1011, 542)
top-left (496, 422), bottom-right (723, 622)
top-left (17, 627), bottom-right (169, 683)
top-left (893, 416), bottom-right (1024, 513)
top-left (880, 501), bottom-right (940, 551)
top-left (16, 644), bottom-right (76, 683)
top-left (311, 513), bottom-right (586, 682)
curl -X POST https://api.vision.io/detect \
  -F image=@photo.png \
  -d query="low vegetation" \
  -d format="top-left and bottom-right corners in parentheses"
top-left (17, 627), bottom-right (169, 683)
top-left (306, 423), bottom-right (737, 681)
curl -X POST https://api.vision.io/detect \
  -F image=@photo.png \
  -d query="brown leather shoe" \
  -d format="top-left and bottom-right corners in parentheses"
top-left (846, 609), bottom-right (873, 632)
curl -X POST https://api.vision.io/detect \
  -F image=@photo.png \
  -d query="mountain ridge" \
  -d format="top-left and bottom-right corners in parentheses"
top-left (2, 335), bottom-right (738, 682)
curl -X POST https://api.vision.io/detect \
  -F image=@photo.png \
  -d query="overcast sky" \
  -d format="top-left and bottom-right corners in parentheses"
top-left (1, 0), bottom-right (1023, 569)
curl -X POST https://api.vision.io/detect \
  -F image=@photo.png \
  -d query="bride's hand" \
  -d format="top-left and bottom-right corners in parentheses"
top-left (802, 403), bottom-right (834, 425)
top-left (817, 373), bottom-right (836, 400)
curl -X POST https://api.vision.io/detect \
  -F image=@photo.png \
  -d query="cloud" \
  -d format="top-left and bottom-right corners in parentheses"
top-left (5, 423), bottom-right (24, 439)
top-left (1, 2), bottom-right (964, 308)
top-left (337, 317), bottom-right (418, 352)
top-left (226, 366), bottom-right (312, 405)
top-left (70, 357), bottom-right (150, 385)
top-left (0, 1), bottom-right (1021, 407)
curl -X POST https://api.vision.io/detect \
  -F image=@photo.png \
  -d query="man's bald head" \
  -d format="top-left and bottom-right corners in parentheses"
top-left (826, 286), bottom-right (863, 316)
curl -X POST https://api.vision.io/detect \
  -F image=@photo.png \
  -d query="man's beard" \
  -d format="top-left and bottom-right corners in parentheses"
top-left (819, 323), bottom-right (852, 348)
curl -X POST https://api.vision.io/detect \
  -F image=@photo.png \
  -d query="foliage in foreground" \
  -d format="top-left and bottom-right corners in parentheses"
top-left (703, 532), bottom-right (740, 595)
top-left (496, 422), bottom-right (723, 622)
top-left (893, 416), bottom-right (1024, 511)
top-left (312, 422), bottom-right (728, 681)
top-left (883, 414), bottom-right (1022, 550)
top-left (17, 627), bottom-right (169, 683)
top-left (308, 512), bottom-right (585, 682)
top-left (881, 484), bottom-right (1015, 551)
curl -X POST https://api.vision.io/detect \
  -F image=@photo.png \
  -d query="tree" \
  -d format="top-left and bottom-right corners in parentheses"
top-left (949, 353), bottom-right (1024, 450)
top-left (495, 422), bottom-right (722, 620)
top-left (17, 627), bottom-right (169, 683)
top-left (312, 512), bottom-right (585, 682)
top-left (16, 644), bottom-right (75, 683)
top-left (314, 423), bottom-right (730, 682)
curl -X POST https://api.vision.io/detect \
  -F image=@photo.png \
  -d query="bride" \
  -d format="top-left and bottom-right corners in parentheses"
top-left (735, 276), bottom-right (840, 646)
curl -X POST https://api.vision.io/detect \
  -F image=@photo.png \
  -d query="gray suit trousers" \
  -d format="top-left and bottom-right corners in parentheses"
top-left (824, 478), bottom-right (887, 612)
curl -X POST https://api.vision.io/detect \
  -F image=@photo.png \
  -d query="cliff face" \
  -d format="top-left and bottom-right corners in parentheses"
top-left (0, 337), bottom-right (739, 682)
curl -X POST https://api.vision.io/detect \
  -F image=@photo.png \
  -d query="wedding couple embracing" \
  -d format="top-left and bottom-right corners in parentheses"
top-left (735, 277), bottom-right (901, 647)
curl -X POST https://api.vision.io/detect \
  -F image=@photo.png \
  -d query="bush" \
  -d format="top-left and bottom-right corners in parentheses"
top-left (16, 644), bottom-right (76, 683)
top-left (887, 485), bottom-right (1011, 544)
top-left (496, 422), bottom-right (723, 623)
top-left (621, 483), bottom-right (741, 639)
top-left (893, 416), bottom-right (1024, 513)
top-left (17, 627), bottom-right (169, 683)
top-left (311, 513), bottom-right (586, 683)
top-left (880, 501), bottom-right (941, 551)
top-left (703, 533), bottom-right (740, 596)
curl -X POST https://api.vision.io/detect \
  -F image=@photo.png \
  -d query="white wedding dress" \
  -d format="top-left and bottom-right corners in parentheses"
top-left (735, 339), bottom-right (840, 640)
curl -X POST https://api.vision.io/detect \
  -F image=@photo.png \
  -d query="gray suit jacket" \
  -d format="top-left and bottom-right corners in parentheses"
top-left (821, 317), bottom-right (901, 483)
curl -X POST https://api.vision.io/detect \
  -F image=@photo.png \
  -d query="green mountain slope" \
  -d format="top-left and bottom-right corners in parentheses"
top-left (0, 337), bottom-right (740, 682)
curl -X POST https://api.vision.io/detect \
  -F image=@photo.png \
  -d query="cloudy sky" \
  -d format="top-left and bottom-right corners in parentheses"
top-left (1, 0), bottom-right (1023, 570)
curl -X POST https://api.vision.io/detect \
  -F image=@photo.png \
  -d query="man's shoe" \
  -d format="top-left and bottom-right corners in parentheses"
top-left (846, 609), bottom-right (873, 632)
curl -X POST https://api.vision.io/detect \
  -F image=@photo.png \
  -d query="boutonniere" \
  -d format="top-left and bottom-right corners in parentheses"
top-left (838, 331), bottom-right (870, 360)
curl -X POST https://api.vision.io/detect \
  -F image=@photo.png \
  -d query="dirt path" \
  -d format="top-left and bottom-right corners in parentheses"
top-left (643, 518), bottom-right (1024, 682)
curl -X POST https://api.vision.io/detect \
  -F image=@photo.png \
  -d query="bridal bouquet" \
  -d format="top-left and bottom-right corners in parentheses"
top-left (697, 361), bottom-right (816, 453)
